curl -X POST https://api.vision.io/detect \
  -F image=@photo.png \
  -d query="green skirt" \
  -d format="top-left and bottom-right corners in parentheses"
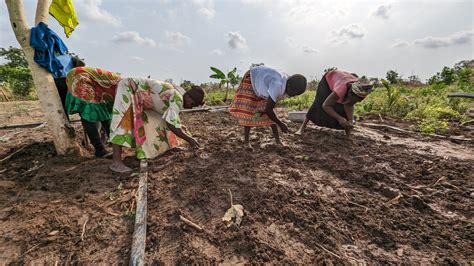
top-left (65, 93), bottom-right (114, 122)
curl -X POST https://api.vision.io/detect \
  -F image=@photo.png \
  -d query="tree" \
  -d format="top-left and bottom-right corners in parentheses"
top-left (180, 80), bottom-right (193, 90)
top-left (0, 46), bottom-right (34, 96)
top-left (407, 74), bottom-right (422, 86)
top-left (306, 79), bottom-right (318, 91)
top-left (209, 66), bottom-right (240, 102)
top-left (0, 46), bottom-right (28, 68)
top-left (386, 70), bottom-right (399, 84)
top-left (439, 66), bottom-right (455, 85)
top-left (5, 0), bottom-right (77, 155)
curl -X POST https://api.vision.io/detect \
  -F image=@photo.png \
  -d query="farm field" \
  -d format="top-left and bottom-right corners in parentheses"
top-left (1, 103), bottom-right (472, 264)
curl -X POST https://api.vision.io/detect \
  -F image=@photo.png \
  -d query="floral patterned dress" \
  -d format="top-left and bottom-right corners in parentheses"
top-left (65, 67), bottom-right (122, 122)
top-left (109, 77), bottom-right (183, 159)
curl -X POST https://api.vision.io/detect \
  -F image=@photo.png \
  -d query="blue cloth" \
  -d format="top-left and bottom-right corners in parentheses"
top-left (30, 22), bottom-right (70, 78)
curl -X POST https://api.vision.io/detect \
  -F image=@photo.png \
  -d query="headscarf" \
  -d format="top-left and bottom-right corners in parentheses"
top-left (351, 78), bottom-right (373, 98)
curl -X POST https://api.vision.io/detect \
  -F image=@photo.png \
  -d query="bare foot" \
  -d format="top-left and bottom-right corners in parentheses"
top-left (109, 162), bottom-right (133, 173)
top-left (295, 129), bottom-right (304, 136)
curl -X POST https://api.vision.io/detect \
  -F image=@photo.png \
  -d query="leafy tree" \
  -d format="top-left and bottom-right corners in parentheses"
top-left (457, 67), bottom-right (472, 85)
top-left (439, 66), bottom-right (455, 85)
top-left (210, 66), bottom-right (240, 102)
top-left (307, 79), bottom-right (319, 91)
top-left (386, 70), bottom-right (399, 84)
top-left (180, 80), bottom-right (194, 90)
top-left (0, 46), bottom-right (28, 68)
top-left (0, 46), bottom-right (33, 97)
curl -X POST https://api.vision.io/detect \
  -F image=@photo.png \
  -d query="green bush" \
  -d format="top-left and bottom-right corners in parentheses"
top-left (0, 66), bottom-right (34, 97)
top-left (204, 89), bottom-right (235, 105)
top-left (355, 81), bottom-right (472, 134)
top-left (278, 91), bottom-right (316, 110)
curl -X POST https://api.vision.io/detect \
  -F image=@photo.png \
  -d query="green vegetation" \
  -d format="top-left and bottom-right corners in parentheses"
top-left (0, 46), bottom-right (34, 100)
top-left (355, 81), bottom-right (473, 134)
top-left (278, 90), bottom-right (316, 110)
top-left (209, 66), bottom-right (240, 102)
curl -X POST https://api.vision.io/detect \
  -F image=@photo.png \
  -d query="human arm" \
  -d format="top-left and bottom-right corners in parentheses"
top-left (322, 92), bottom-right (351, 129)
top-left (343, 104), bottom-right (355, 136)
top-left (264, 98), bottom-right (288, 133)
top-left (166, 123), bottom-right (199, 148)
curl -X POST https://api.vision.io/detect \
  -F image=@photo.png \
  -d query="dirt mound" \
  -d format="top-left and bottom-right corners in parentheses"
top-left (1, 111), bottom-right (472, 264)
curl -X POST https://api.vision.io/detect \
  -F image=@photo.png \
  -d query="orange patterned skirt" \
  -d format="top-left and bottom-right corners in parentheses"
top-left (229, 74), bottom-right (274, 127)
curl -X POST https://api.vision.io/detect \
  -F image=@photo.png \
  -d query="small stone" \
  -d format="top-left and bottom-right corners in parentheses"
top-left (48, 230), bottom-right (59, 236)
top-left (396, 248), bottom-right (404, 256)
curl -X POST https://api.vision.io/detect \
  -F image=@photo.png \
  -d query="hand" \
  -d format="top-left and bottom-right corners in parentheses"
top-left (345, 127), bottom-right (352, 137)
top-left (279, 122), bottom-right (289, 133)
top-left (188, 137), bottom-right (200, 149)
top-left (337, 117), bottom-right (352, 129)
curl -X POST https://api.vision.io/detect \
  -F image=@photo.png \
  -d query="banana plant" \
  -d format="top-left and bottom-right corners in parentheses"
top-left (210, 66), bottom-right (239, 103)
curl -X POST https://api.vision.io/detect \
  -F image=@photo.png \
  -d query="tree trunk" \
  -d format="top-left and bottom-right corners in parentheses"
top-left (224, 82), bottom-right (229, 103)
top-left (5, 0), bottom-right (76, 155)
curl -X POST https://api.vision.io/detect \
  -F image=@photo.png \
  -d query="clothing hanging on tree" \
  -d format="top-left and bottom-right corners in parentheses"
top-left (49, 0), bottom-right (79, 38)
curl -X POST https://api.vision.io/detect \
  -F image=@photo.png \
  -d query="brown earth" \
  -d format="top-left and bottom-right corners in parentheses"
top-left (0, 103), bottom-right (473, 264)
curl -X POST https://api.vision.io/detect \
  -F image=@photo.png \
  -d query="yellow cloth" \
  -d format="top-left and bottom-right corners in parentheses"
top-left (49, 0), bottom-right (79, 38)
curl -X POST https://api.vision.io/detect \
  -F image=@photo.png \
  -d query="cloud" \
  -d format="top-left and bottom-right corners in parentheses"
top-left (112, 31), bottom-right (156, 46)
top-left (391, 40), bottom-right (410, 48)
top-left (302, 45), bottom-right (319, 54)
top-left (413, 30), bottom-right (473, 49)
top-left (192, 0), bottom-right (216, 19)
top-left (163, 31), bottom-right (191, 51)
top-left (210, 49), bottom-right (224, 56)
top-left (75, 0), bottom-right (120, 26)
top-left (227, 31), bottom-right (248, 50)
top-left (371, 4), bottom-right (392, 19)
top-left (393, 30), bottom-right (473, 49)
top-left (331, 24), bottom-right (366, 44)
top-left (130, 56), bottom-right (145, 62)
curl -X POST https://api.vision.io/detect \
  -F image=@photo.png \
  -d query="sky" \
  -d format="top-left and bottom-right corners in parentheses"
top-left (0, 0), bottom-right (473, 84)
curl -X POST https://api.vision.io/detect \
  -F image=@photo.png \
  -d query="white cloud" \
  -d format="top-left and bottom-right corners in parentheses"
top-left (210, 49), bottom-right (224, 56)
top-left (393, 30), bottom-right (473, 49)
top-left (192, 0), bottom-right (216, 19)
top-left (331, 24), bottom-right (366, 44)
top-left (75, 0), bottom-right (120, 26)
top-left (371, 4), bottom-right (392, 19)
top-left (302, 45), bottom-right (319, 54)
top-left (112, 31), bottom-right (156, 47)
top-left (163, 31), bottom-right (191, 51)
top-left (227, 31), bottom-right (248, 50)
top-left (131, 56), bottom-right (145, 62)
top-left (391, 40), bottom-right (410, 48)
top-left (413, 30), bottom-right (473, 49)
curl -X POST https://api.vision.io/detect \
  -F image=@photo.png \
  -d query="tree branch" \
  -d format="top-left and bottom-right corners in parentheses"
top-left (35, 0), bottom-right (50, 25)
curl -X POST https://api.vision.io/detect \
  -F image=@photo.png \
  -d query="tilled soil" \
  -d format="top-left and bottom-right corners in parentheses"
top-left (0, 111), bottom-right (473, 264)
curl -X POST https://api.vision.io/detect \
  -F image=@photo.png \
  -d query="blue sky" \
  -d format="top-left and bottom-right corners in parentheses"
top-left (1, 0), bottom-right (473, 84)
